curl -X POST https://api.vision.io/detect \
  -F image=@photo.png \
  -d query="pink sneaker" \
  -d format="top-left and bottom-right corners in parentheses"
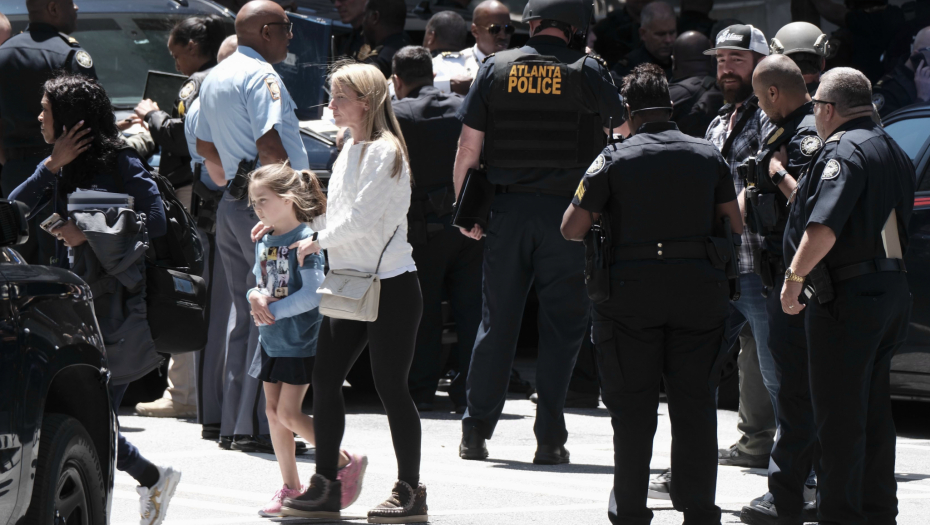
top-left (258, 484), bottom-right (303, 517)
top-left (336, 450), bottom-right (368, 509)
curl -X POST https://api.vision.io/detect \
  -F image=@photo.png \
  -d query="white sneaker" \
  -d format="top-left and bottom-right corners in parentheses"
top-left (137, 465), bottom-right (181, 525)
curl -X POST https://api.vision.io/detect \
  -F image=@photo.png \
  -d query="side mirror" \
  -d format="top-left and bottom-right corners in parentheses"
top-left (0, 199), bottom-right (29, 247)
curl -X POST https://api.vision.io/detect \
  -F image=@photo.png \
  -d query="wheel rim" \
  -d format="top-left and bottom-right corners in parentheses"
top-left (55, 460), bottom-right (90, 525)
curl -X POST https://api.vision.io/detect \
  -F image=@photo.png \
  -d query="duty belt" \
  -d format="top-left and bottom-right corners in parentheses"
top-left (496, 185), bottom-right (573, 198)
top-left (4, 145), bottom-right (52, 160)
top-left (613, 241), bottom-right (709, 261)
top-left (831, 258), bottom-right (906, 283)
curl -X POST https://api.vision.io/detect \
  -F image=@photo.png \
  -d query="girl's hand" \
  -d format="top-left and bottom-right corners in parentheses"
top-left (45, 121), bottom-right (92, 172)
top-left (249, 292), bottom-right (279, 325)
top-left (288, 238), bottom-right (321, 267)
top-left (49, 220), bottom-right (87, 247)
top-left (252, 221), bottom-right (273, 242)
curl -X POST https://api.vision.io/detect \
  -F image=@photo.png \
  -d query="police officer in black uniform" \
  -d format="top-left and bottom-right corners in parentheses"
top-left (592, 0), bottom-right (645, 68)
top-left (358, 0), bottom-right (412, 78)
top-left (738, 54), bottom-right (821, 525)
top-left (390, 46), bottom-right (483, 414)
top-left (454, 0), bottom-right (624, 464)
top-left (133, 16), bottom-right (226, 206)
top-left (782, 67), bottom-right (914, 525)
top-left (668, 30), bottom-right (723, 137)
top-left (611, 1), bottom-right (676, 80)
top-left (769, 21), bottom-right (830, 97)
top-left (562, 63), bottom-right (742, 525)
top-left (0, 0), bottom-right (94, 265)
top-left (872, 25), bottom-right (930, 118)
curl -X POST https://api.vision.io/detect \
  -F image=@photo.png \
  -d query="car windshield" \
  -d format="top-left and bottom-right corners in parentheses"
top-left (884, 117), bottom-right (930, 165)
top-left (71, 14), bottom-right (233, 108)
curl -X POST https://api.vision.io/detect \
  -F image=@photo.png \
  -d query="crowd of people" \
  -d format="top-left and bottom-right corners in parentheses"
top-left (0, 0), bottom-right (929, 524)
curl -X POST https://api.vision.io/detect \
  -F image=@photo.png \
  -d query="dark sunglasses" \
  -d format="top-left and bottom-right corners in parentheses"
top-left (482, 24), bottom-right (515, 36)
top-left (811, 98), bottom-right (835, 106)
top-left (264, 21), bottom-right (294, 35)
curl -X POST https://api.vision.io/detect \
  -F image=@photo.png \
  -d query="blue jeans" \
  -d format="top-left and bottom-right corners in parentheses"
top-left (109, 383), bottom-right (155, 484)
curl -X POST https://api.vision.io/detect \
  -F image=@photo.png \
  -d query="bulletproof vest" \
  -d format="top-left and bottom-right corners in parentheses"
top-left (669, 75), bottom-right (720, 138)
top-left (750, 111), bottom-right (817, 241)
top-left (485, 49), bottom-right (605, 169)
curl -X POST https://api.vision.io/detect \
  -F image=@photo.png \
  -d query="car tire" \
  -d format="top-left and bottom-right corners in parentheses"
top-left (23, 413), bottom-right (107, 525)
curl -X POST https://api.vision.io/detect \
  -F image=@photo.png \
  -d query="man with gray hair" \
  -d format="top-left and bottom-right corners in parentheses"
top-left (781, 67), bottom-right (915, 525)
top-left (612, 1), bottom-right (677, 80)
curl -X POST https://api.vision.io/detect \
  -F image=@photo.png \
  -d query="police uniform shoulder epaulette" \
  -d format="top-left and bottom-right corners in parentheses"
top-left (59, 32), bottom-right (81, 48)
top-left (587, 53), bottom-right (608, 69)
top-left (482, 53), bottom-right (495, 63)
top-left (441, 51), bottom-right (462, 58)
top-left (825, 131), bottom-right (846, 144)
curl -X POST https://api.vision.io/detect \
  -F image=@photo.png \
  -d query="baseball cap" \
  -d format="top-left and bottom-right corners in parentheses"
top-left (704, 24), bottom-right (770, 56)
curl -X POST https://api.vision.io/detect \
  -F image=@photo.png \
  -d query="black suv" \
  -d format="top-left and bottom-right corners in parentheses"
top-left (0, 199), bottom-right (115, 525)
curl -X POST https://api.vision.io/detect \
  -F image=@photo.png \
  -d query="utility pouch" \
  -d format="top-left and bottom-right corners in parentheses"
top-left (584, 214), bottom-right (612, 303)
top-left (717, 216), bottom-right (741, 301)
top-left (227, 158), bottom-right (256, 201)
top-left (804, 262), bottom-right (835, 304)
top-left (192, 178), bottom-right (224, 234)
top-left (705, 236), bottom-right (732, 271)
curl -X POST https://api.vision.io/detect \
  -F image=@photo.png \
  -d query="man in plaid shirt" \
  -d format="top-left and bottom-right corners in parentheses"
top-left (647, 23), bottom-right (781, 501)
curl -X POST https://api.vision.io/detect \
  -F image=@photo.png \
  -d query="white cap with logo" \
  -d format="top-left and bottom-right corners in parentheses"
top-left (704, 24), bottom-right (770, 56)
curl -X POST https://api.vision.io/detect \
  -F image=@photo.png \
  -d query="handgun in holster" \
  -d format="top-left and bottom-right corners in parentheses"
top-left (718, 216), bottom-right (741, 301)
top-left (191, 166), bottom-right (225, 235)
top-left (227, 158), bottom-right (257, 201)
top-left (584, 213), bottom-right (612, 303)
top-left (755, 248), bottom-right (786, 292)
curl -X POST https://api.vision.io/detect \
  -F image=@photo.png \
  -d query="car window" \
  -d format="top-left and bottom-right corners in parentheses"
top-left (884, 117), bottom-right (930, 164)
top-left (71, 14), bottom-right (233, 107)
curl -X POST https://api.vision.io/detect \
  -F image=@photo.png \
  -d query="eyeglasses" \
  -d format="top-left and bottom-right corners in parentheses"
top-left (264, 22), bottom-right (294, 35)
top-left (481, 24), bottom-right (515, 36)
top-left (811, 98), bottom-right (836, 106)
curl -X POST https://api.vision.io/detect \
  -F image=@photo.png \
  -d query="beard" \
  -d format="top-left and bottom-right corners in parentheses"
top-left (718, 74), bottom-right (754, 104)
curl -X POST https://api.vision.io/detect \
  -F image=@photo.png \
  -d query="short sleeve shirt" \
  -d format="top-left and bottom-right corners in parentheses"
top-left (784, 117), bottom-right (916, 268)
top-left (184, 98), bottom-right (222, 191)
top-left (195, 46), bottom-right (309, 180)
top-left (573, 121), bottom-right (736, 245)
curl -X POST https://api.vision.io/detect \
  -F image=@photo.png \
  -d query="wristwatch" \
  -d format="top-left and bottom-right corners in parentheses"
top-left (785, 267), bottom-right (806, 284)
top-left (771, 169), bottom-right (788, 186)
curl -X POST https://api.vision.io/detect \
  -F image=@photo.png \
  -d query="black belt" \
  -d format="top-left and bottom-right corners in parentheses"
top-left (613, 241), bottom-right (709, 261)
top-left (496, 185), bottom-right (573, 198)
top-left (831, 258), bottom-right (906, 283)
top-left (4, 145), bottom-right (52, 160)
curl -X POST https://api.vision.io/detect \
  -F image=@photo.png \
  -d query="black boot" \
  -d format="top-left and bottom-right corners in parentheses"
top-left (459, 428), bottom-right (488, 460)
top-left (280, 473), bottom-right (341, 518)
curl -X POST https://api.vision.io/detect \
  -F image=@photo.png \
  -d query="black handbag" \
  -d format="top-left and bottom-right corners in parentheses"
top-left (145, 266), bottom-right (208, 354)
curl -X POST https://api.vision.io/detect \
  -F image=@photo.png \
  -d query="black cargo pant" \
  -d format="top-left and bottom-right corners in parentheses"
top-left (596, 260), bottom-right (729, 525)
top-left (806, 271), bottom-right (910, 525)
top-left (408, 218), bottom-right (483, 407)
top-left (463, 193), bottom-right (589, 446)
top-left (766, 278), bottom-right (817, 522)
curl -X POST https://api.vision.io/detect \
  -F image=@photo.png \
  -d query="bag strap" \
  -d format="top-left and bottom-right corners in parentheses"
top-left (721, 97), bottom-right (758, 158)
top-left (374, 225), bottom-right (400, 274)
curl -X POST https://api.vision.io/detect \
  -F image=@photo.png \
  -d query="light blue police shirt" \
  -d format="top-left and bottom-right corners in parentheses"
top-left (184, 97), bottom-right (222, 191)
top-left (194, 45), bottom-right (309, 181)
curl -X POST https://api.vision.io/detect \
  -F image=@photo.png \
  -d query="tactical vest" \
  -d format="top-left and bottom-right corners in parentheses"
top-left (485, 50), bottom-right (605, 169)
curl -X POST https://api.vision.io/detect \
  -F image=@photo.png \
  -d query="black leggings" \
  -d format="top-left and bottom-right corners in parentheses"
top-left (313, 271), bottom-right (423, 486)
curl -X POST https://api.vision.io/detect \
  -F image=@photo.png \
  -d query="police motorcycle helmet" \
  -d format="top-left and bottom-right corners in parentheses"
top-left (770, 22), bottom-right (833, 58)
top-left (522, 0), bottom-right (590, 41)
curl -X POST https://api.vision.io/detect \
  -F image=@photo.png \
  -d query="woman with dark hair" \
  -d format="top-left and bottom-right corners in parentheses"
top-left (9, 74), bottom-right (180, 525)
top-left (133, 15), bottom-right (228, 204)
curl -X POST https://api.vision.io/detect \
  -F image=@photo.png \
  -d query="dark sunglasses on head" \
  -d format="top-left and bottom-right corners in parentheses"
top-left (264, 21), bottom-right (294, 34)
top-left (482, 24), bottom-right (515, 36)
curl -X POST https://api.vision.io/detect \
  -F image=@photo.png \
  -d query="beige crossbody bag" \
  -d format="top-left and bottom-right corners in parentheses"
top-left (317, 226), bottom-right (399, 322)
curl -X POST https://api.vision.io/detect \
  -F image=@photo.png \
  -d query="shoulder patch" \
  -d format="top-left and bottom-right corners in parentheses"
top-left (586, 154), bottom-right (606, 175)
top-left (800, 135), bottom-right (823, 156)
top-left (872, 93), bottom-right (885, 111)
top-left (179, 80), bottom-right (196, 101)
top-left (826, 131), bottom-right (846, 143)
top-left (821, 158), bottom-right (841, 180)
top-left (482, 53), bottom-right (495, 64)
top-left (264, 77), bottom-right (281, 101)
top-left (767, 127), bottom-right (784, 145)
top-left (74, 50), bottom-right (93, 69)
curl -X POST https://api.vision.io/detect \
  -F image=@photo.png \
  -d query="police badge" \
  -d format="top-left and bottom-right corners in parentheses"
top-left (872, 93), bottom-right (885, 112)
top-left (179, 81), bottom-right (196, 100)
top-left (821, 159), bottom-right (841, 180)
top-left (587, 154), bottom-right (606, 175)
top-left (800, 135), bottom-right (823, 156)
top-left (75, 51), bottom-right (93, 69)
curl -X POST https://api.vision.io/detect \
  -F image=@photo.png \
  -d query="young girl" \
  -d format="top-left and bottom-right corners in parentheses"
top-left (245, 163), bottom-right (366, 517)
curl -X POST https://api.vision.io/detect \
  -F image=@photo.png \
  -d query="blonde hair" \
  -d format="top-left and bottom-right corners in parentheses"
top-left (330, 61), bottom-right (411, 180)
top-left (248, 162), bottom-right (327, 223)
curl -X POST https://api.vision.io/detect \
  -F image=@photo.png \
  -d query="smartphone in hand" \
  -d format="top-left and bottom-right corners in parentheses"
top-left (39, 213), bottom-right (65, 235)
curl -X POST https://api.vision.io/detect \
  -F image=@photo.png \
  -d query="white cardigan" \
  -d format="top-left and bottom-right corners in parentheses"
top-left (314, 138), bottom-right (416, 277)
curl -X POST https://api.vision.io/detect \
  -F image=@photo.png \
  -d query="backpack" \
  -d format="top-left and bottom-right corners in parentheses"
top-left (115, 146), bottom-right (208, 354)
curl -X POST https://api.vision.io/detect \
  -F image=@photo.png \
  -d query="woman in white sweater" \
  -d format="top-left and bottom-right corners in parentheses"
top-left (276, 63), bottom-right (427, 523)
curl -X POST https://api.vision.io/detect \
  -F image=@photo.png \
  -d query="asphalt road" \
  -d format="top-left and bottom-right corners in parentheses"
top-left (109, 367), bottom-right (930, 525)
